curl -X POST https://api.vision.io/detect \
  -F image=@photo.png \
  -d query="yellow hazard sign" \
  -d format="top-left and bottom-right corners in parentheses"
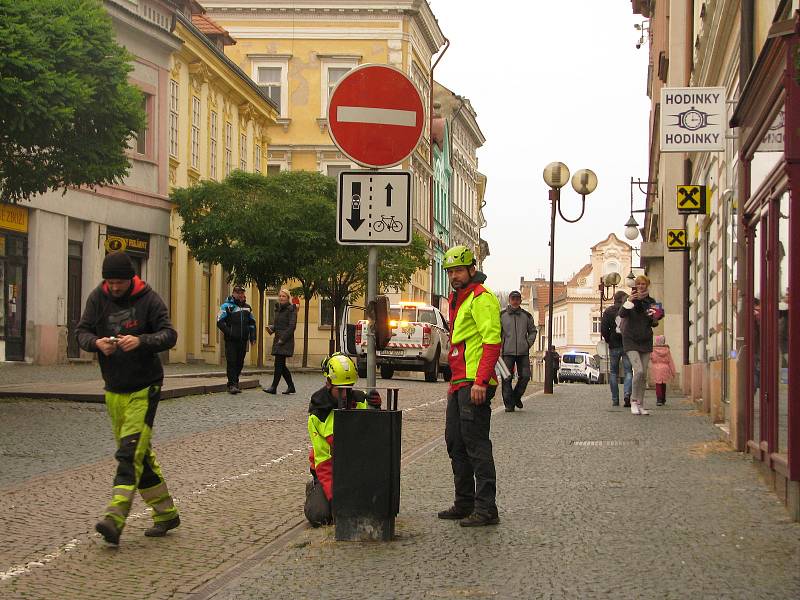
top-left (676, 185), bottom-right (707, 214)
top-left (667, 228), bottom-right (688, 251)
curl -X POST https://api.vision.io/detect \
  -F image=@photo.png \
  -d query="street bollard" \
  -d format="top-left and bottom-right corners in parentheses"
top-left (333, 388), bottom-right (401, 541)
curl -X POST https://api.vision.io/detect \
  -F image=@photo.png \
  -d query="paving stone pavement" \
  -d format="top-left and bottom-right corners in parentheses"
top-left (205, 385), bottom-right (800, 600)
top-left (0, 372), bottom-right (449, 599)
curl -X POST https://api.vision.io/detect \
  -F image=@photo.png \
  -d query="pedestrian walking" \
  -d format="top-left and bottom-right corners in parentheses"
top-left (650, 335), bottom-right (677, 406)
top-left (617, 274), bottom-right (664, 416)
top-left (76, 251), bottom-right (180, 545)
top-left (263, 288), bottom-right (297, 395)
top-left (543, 345), bottom-right (560, 386)
top-left (601, 290), bottom-right (633, 407)
top-left (437, 245), bottom-right (502, 527)
top-left (500, 290), bottom-right (537, 412)
top-left (304, 353), bottom-right (381, 526)
top-left (216, 284), bottom-right (256, 394)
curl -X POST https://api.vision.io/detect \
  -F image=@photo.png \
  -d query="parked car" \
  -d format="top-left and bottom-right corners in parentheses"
top-left (340, 301), bottom-right (451, 382)
top-left (558, 351), bottom-right (600, 384)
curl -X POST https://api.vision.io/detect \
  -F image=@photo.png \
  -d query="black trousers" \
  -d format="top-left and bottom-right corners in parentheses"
top-left (445, 384), bottom-right (497, 516)
top-left (225, 339), bottom-right (248, 386)
top-left (270, 355), bottom-right (295, 390)
top-left (501, 355), bottom-right (531, 408)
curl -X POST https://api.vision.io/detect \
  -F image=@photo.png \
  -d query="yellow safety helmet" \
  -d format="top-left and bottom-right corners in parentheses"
top-left (443, 245), bottom-right (475, 269)
top-left (321, 352), bottom-right (358, 387)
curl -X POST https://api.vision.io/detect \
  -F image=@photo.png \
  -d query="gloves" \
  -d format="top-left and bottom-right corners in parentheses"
top-left (367, 390), bottom-right (382, 410)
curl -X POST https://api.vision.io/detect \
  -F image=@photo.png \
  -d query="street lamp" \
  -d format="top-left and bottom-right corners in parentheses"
top-left (543, 162), bottom-right (598, 394)
top-left (625, 177), bottom-right (656, 240)
top-left (599, 271), bottom-right (621, 315)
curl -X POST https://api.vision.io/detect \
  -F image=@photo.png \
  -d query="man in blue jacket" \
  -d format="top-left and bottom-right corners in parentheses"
top-left (217, 284), bottom-right (256, 394)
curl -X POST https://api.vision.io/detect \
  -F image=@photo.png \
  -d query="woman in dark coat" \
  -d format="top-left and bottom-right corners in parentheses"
top-left (617, 275), bottom-right (663, 416)
top-left (263, 288), bottom-right (297, 394)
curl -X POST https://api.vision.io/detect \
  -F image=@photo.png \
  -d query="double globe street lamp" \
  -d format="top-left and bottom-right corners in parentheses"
top-left (542, 162), bottom-right (598, 394)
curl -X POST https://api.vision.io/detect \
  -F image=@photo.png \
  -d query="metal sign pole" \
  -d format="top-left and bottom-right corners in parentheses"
top-left (367, 245), bottom-right (378, 389)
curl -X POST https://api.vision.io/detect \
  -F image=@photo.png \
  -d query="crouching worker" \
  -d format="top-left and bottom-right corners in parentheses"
top-left (305, 353), bottom-right (381, 526)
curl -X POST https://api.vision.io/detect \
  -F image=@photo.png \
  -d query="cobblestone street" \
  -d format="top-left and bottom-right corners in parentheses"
top-left (2, 374), bottom-right (799, 599)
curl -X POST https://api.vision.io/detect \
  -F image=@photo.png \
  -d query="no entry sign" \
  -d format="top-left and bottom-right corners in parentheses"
top-left (327, 64), bottom-right (425, 168)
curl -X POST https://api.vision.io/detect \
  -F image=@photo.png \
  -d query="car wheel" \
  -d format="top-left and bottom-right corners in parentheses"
top-left (425, 347), bottom-right (440, 382)
top-left (380, 365), bottom-right (394, 380)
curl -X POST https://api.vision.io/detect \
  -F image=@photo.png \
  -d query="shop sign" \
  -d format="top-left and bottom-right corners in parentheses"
top-left (660, 87), bottom-right (726, 152)
top-left (676, 185), bottom-right (708, 215)
top-left (0, 203), bottom-right (29, 233)
top-left (105, 227), bottom-right (150, 257)
top-left (667, 228), bottom-right (689, 252)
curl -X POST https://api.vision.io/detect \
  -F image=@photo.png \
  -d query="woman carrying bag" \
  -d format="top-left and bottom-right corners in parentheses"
top-left (617, 275), bottom-right (663, 415)
top-left (263, 289), bottom-right (297, 395)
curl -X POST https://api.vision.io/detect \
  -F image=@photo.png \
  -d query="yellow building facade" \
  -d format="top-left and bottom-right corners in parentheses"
top-left (167, 7), bottom-right (278, 364)
top-left (205, 0), bottom-right (446, 368)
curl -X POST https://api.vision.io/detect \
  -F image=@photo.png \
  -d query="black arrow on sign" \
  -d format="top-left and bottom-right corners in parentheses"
top-left (385, 183), bottom-right (393, 207)
top-left (347, 182), bottom-right (364, 231)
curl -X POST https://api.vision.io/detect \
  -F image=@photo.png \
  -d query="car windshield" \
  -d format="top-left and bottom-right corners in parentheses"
top-left (389, 307), bottom-right (417, 322)
top-left (562, 354), bottom-right (585, 364)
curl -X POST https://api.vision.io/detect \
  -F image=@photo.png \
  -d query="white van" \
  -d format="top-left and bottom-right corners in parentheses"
top-left (558, 351), bottom-right (600, 384)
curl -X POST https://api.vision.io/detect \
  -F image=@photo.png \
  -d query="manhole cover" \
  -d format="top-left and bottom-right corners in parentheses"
top-left (569, 440), bottom-right (640, 447)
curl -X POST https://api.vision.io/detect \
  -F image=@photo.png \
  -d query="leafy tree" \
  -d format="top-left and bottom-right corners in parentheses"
top-left (173, 170), bottom-right (334, 365)
top-left (0, 0), bottom-right (145, 202)
top-left (317, 235), bottom-right (429, 351)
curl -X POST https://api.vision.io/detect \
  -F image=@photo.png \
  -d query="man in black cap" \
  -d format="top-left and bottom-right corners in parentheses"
top-left (216, 284), bottom-right (256, 393)
top-left (499, 290), bottom-right (537, 411)
top-left (76, 251), bottom-right (180, 545)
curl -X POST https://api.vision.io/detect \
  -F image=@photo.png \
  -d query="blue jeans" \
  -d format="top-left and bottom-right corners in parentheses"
top-left (608, 347), bottom-right (632, 402)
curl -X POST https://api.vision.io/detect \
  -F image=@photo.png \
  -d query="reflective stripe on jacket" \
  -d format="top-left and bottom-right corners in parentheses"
top-left (447, 275), bottom-right (502, 392)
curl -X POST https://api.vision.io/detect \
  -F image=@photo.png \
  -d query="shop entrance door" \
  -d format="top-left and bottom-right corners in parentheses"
top-left (2, 235), bottom-right (27, 361)
top-left (67, 242), bottom-right (82, 358)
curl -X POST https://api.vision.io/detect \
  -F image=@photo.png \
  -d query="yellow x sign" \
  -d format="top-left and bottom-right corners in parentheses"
top-left (667, 228), bottom-right (688, 251)
top-left (676, 185), bottom-right (707, 214)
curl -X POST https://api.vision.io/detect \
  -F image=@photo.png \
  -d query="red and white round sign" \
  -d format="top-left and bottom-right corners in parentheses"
top-left (327, 64), bottom-right (425, 169)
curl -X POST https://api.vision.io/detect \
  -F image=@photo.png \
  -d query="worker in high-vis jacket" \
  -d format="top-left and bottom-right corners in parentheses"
top-left (76, 251), bottom-right (180, 545)
top-left (305, 353), bottom-right (381, 526)
top-left (437, 245), bottom-right (502, 527)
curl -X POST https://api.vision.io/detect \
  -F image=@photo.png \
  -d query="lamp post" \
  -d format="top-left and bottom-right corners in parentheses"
top-left (542, 162), bottom-right (598, 394)
top-left (598, 271), bottom-right (621, 315)
top-left (625, 177), bottom-right (656, 241)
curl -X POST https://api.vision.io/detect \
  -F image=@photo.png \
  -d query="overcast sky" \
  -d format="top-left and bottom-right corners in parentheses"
top-left (430, 0), bottom-right (651, 292)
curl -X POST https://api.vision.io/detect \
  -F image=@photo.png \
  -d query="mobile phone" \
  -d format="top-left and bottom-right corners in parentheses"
top-left (108, 336), bottom-right (119, 343)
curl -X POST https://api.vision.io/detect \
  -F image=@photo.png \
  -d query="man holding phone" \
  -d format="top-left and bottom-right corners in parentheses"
top-left (76, 251), bottom-right (180, 545)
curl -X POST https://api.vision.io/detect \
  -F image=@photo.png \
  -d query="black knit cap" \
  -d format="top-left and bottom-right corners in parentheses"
top-left (103, 251), bottom-right (135, 280)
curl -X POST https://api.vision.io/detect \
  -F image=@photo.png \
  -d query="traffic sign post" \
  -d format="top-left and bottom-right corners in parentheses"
top-left (338, 171), bottom-right (411, 245)
top-left (328, 64), bottom-right (425, 169)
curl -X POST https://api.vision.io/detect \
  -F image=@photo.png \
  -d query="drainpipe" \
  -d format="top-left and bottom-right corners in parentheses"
top-left (430, 37), bottom-right (449, 304)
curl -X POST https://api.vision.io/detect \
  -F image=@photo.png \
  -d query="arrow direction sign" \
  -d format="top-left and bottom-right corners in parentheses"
top-left (347, 181), bottom-right (365, 231)
top-left (338, 171), bottom-right (412, 245)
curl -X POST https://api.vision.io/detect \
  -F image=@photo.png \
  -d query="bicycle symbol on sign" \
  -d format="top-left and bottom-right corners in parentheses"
top-left (372, 215), bottom-right (403, 233)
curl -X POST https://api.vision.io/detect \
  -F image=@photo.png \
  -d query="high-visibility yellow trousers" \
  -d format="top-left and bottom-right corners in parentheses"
top-left (104, 385), bottom-right (178, 530)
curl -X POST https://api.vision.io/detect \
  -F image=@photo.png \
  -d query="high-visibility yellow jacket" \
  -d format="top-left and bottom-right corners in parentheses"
top-left (447, 272), bottom-right (502, 392)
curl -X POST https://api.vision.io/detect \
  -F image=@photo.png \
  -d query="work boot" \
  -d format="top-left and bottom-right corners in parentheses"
top-left (623, 395), bottom-right (631, 408)
top-left (144, 516), bottom-right (181, 537)
top-left (263, 386), bottom-right (277, 394)
top-left (459, 512), bottom-right (500, 527)
top-left (95, 517), bottom-right (121, 545)
top-left (437, 506), bottom-right (472, 520)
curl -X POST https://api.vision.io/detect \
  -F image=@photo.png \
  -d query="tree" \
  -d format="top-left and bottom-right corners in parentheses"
top-left (173, 170), bottom-right (334, 365)
top-left (317, 235), bottom-right (429, 352)
top-left (0, 0), bottom-right (146, 203)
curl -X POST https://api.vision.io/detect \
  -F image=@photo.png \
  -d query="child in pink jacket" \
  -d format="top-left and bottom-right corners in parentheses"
top-left (650, 335), bottom-right (677, 406)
